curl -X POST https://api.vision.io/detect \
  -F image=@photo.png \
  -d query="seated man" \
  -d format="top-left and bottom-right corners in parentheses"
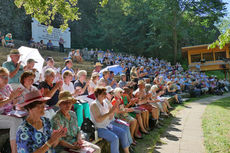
top-left (5, 33), bottom-right (14, 48)
top-left (28, 38), bottom-right (36, 48)
top-left (47, 40), bottom-right (53, 50)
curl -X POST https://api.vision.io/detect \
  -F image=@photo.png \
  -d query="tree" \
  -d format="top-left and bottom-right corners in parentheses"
top-left (210, 15), bottom-right (230, 49)
top-left (14, 0), bottom-right (108, 33)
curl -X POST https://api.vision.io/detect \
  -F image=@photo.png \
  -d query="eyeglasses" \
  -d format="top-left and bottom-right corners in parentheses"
top-left (0, 75), bottom-right (9, 80)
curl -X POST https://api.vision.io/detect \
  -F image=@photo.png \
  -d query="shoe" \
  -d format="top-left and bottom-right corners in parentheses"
top-left (158, 122), bottom-right (164, 126)
top-left (155, 124), bottom-right (162, 128)
top-left (141, 130), bottom-right (149, 134)
top-left (134, 136), bottom-right (143, 139)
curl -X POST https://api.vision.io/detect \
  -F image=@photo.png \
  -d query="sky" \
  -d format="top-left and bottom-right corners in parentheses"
top-left (223, 0), bottom-right (230, 16)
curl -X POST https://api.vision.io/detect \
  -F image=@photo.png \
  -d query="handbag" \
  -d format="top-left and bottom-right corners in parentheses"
top-left (81, 118), bottom-right (95, 133)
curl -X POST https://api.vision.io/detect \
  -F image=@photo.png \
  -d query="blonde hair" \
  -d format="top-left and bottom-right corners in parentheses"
top-left (0, 67), bottom-right (9, 75)
top-left (113, 87), bottom-right (124, 96)
top-left (63, 70), bottom-right (73, 79)
top-left (91, 72), bottom-right (99, 80)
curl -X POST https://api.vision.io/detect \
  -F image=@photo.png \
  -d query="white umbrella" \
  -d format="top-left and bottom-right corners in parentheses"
top-left (7, 46), bottom-right (44, 73)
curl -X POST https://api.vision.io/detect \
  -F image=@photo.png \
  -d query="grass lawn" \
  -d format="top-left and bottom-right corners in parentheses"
top-left (202, 97), bottom-right (230, 153)
top-left (134, 94), bottom-right (213, 153)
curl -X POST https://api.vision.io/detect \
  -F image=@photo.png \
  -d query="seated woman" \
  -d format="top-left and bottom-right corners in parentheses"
top-left (5, 33), bottom-right (14, 48)
top-left (111, 88), bottom-right (139, 143)
top-left (134, 80), bottom-right (160, 127)
top-left (90, 87), bottom-right (131, 153)
top-left (122, 87), bottom-right (148, 136)
top-left (166, 81), bottom-right (181, 103)
top-left (127, 85), bottom-right (149, 131)
top-left (51, 91), bottom-right (101, 153)
top-left (17, 71), bottom-right (38, 106)
top-left (38, 68), bottom-right (63, 107)
top-left (16, 90), bottom-right (66, 153)
top-left (75, 49), bottom-right (83, 63)
top-left (0, 67), bottom-right (23, 153)
top-left (88, 72), bottom-right (99, 95)
top-left (62, 70), bottom-right (89, 127)
top-left (1, 35), bottom-right (6, 47)
top-left (149, 85), bottom-right (169, 116)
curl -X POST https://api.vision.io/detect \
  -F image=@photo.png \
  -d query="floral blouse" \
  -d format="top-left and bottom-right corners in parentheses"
top-left (0, 84), bottom-right (13, 115)
top-left (51, 110), bottom-right (80, 144)
top-left (16, 117), bottom-right (54, 153)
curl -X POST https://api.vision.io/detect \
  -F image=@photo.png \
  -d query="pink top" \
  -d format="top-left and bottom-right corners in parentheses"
top-left (0, 84), bottom-right (13, 114)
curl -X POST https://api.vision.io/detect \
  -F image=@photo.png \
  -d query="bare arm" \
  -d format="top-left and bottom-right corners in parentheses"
top-left (90, 103), bottom-right (116, 123)
top-left (9, 62), bottom-right (21, 78)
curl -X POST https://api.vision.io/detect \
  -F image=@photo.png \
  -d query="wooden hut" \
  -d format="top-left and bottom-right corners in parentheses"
top-left (182, 44), bottom-right (230, 71)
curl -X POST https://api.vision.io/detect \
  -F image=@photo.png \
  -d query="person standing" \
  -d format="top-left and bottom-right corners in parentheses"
top-left (59, 37), bottom-right (64, 52)
top-left (2, 49), bottom-right (24, 89)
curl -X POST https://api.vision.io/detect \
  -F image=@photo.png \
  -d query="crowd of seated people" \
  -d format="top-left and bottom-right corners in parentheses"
top-left (0, 48), bottom-right (229, 153)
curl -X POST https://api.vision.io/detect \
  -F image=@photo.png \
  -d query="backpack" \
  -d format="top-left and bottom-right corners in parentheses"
top-left (81, 118), bottom-right (96, 141)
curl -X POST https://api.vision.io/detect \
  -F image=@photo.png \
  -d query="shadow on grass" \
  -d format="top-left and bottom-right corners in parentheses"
top-left (206, 97), bottom-right (230, 110)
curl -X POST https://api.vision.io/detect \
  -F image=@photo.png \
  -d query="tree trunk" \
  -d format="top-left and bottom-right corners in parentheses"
top-left (173, 27), bottom-right (178, 64)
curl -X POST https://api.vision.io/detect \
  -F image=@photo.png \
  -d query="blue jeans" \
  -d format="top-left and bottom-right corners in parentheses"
top-left (111, 120), bottom-right (133, 145)
top-left (97, 124), bottom-right (130, 153)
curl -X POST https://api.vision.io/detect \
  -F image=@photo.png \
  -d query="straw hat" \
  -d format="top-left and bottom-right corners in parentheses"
top-left (138, 80), bottom-right (145, 85)
top-left (94, 62), bottom-right (103, 67)
top-left (17, 90), bottom-right (50, 108)
top-left (56, 91), bottom-right (77, 106)
top-left (9, 49), bottom-right (21, 55)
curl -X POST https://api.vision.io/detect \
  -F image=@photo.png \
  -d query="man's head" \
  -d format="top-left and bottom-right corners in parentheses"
top-left (109, 71), bottom-right (114, 79)
top-left (103, 70), bottom-right (110, 79)
top-left (120, 73), bottom-right (126, 81)
top-left (9, 49), bottom-right (21, 64)
top-left (27, 59), bottom-right (37, 69)
top-left (65, 59), bottom-right (73, 68)
top-left (46, 57), bottom-right (54, 66)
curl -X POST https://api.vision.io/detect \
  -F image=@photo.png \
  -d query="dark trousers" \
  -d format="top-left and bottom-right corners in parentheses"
top-left (59, 44), bottom-right (64, 52)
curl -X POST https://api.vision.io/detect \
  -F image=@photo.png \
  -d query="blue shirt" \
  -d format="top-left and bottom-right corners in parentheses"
top-left (2, 61), bottom-right (24, 84)
top-left (16, 117), bottom-right (55, 153)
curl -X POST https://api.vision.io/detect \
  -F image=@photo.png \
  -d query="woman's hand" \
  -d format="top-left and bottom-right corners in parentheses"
top-left (10, 87), bottom-right (24, 100)
top-left (126, 108), bottom-right (134, 112)
top-left (55, 80), bottom-right (63, 90)
top-left (48, 127), bottom-right (67, 146)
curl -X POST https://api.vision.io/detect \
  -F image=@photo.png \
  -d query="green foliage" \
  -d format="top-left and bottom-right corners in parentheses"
top-left (12, 0), bottom-right (227, 63)
top-left (14, 0), bottom-right (108, 33)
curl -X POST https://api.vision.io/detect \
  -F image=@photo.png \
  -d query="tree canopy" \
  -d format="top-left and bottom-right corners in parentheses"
top-left (13, 0), bottom-right (228, 63)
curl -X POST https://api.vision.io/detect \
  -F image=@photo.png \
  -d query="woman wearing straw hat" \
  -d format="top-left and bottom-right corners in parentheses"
top-left (93, 62), bottom-right (103, 73)
top-left (16, 90), bottom-right (67, 153)
top-left (51, 91), bottom-right (101, 153)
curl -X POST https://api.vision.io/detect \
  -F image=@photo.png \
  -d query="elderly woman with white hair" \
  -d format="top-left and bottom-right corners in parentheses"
top-left (149, 85), bottom-right (170, 116)
top-left (111, 87), bottom-right (139, 144)
top-left (88, 72), bottom-right (99, 95)
top-left (73, 70), bottom-right (91, 127)
top-left (38, 68), bottom-right (63, 106)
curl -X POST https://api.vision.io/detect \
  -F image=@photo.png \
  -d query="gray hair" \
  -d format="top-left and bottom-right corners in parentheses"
top-left (77, 70), bottom-right (87, 78)
top-left (145, 84), bottom-right (151, 93)
top-left (44, 68), bottom-right (55, 78)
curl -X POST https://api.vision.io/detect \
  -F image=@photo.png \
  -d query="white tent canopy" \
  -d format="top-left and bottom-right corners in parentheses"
top-left (7, 46), bottom-right (44, 73)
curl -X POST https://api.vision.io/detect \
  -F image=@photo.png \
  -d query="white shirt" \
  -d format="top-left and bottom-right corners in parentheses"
top-left (90, 100), bottom-right (111, 129)
top-left (62, 82), bottom-right (75, 94)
